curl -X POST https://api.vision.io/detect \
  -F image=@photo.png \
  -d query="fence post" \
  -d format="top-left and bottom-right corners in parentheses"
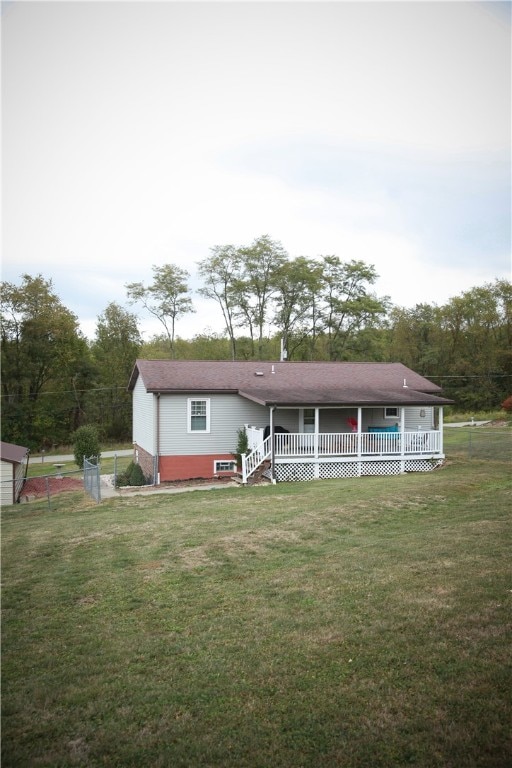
top-left (96, 461), bottom-right (101, 502)
top-left (45, 476), bottom-right (51, 512)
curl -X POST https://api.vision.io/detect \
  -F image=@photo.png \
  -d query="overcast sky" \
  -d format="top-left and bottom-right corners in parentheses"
top-left (2, 0), bottom-right (511, 342)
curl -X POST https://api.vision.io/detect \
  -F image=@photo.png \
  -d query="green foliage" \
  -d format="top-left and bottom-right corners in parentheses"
top-left (387, 280), bottom-right (512, 411)
top-left (0, 274), bottom-right (94, 449)
top-left (232, 427), bottom-right (249, 468)
top-left (73, 425), bottom-right (101, 469)
top-left (90, 302), bottom-right (141, 440)
top-left (2, 263), bottom-right (511, 452)
top-left (116, 460), bottom-right (146, 487)
top-left (126, 264), bottom-right (194, 358)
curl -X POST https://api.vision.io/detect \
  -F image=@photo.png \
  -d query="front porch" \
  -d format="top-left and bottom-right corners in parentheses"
top-left (242, 427), bottom-right (444, 484)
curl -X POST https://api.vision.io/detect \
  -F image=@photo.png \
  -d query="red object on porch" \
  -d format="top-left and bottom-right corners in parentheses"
top-left (347, 417), bottom-right (358, 432)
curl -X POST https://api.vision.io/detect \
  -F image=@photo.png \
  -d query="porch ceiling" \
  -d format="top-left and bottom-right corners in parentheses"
top-left (238, 386), bottom-right (453, 407)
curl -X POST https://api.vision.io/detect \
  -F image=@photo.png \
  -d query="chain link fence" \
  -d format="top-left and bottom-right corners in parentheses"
top-left (444, 428), bottom-right (512, 462)
top-left (2, 469), bottom-right (84, 510)
top-left (83, 456), bottom-right (101, 503)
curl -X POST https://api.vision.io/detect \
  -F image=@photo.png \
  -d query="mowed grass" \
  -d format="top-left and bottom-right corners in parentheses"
top-left (26, 454), bottom-right (133, 479)
top-left (2, 459), bottom-right (511, 767)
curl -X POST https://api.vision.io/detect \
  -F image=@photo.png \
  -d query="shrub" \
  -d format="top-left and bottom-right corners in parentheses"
top-left (232, 427), bottom-right (249, 468)
top-left (501, 395), bottom-right (512, 413)
top-left (116, 461), bottom-right (146, 487)
top-left (73, 426), bottom-right (101, 469)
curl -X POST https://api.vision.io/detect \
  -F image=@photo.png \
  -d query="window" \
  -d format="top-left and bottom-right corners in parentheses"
top-left (302, 408), bottom-right (315, 434)
top-left (188, 398), bottom-right (210, 432)
top-left (214, 460), bottom-right (236, 473)
top-left (384, 407), bottom-right (400, 419)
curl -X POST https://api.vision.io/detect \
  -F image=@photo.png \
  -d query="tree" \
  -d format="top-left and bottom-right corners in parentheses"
top-left (318, 257), bottom-right (390, 360)
top-left (126, 264), bottom-right (194, 358)
top-left (235, 235), bottom-right (289, 358)
top-left (386, 280), bottom-right (512, 410)
top-left (73, 425), bottom-right (101, 469)
top-left (272, 256), bottom-right (324, 360)
top-left (197, 245), bottom-right (243, 360)
top-left (91, 302), bottom-right (142, 439)
top-left (1, 274), bottom-right (92, 448)
top-left (387, 303), bottom-right (444, 373)
top-left (438, 281), bottom-right (512, 409)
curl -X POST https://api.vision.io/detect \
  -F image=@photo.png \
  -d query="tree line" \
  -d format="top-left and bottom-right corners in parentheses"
top-left (1, 235), bottom-right (511, 450)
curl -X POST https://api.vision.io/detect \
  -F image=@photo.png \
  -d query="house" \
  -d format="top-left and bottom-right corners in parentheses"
top-left (128, 359), bottom-right (454, 484)
top-left (1, 441), bottom-right (30, 505)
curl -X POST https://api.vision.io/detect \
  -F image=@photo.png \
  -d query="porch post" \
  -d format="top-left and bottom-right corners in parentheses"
top-left (438, 407), bottom-right (444, 455)
top-left (357, 407), bottom-right (362, 476)
top-left (270, 405), bottom-right (276, 484)
top-left (400, 406), bottom-right (406, 473)
top-left (314, 407), bottom-right (319, 479)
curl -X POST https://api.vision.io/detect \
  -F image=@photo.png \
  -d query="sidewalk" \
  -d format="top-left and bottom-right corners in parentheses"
top-left (35, 449), bottom-right (132, 464)
top-left (100, 474), bottom-right (238, 498)
top-left (444, 421), bottom-right (491, 428)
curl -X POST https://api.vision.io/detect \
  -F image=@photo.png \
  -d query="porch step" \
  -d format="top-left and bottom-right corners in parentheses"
top-left (236, 460), bottom-right (272, 485)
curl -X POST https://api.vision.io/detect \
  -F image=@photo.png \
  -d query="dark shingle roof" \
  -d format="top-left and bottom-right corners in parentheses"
top-left (0, 441), bottom-right (29, 464)
top-left (129, 360), bottom-right (453, 407)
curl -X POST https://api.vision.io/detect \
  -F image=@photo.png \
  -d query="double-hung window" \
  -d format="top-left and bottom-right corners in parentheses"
top-left (188, 398), bottom-right (210, 432)
top-left (384, 406), bottom-right (400, 419)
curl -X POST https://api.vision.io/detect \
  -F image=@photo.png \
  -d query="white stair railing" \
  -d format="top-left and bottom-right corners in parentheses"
top-left (242, 436), bottom-right (272, 484)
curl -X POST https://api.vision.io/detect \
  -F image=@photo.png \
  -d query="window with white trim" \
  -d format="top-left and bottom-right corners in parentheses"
top-left (188, 398), bottom-right (210, 432)
top-left (214, 460), bottom-right (237, 473)
top-left (384, 406), bottom-right (400, 419)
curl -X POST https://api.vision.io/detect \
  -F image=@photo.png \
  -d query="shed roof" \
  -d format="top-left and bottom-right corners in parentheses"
top-left (129, 360), bottom-right (453, 407)
top-left (0, 441), bottom-right (29, 464)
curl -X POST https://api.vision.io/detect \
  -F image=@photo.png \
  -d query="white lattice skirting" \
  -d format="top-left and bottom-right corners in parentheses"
top-left (274, 459), bottom-right (443, 483)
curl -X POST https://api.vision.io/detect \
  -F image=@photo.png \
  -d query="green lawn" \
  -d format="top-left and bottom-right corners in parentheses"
top-left (26, 453), bottom-right (133, 479)
top-left (2, 458), bottom-right (511, 767)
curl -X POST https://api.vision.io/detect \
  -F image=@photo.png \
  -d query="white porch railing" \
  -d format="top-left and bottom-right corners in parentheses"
top-left (241, 430), bottom-right (442, 483)
top-left (274, 431), bottom-right (441, 456)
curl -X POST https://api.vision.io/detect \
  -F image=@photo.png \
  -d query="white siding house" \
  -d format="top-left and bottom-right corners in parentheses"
top-left (129, 360), bottom-right (453, 484)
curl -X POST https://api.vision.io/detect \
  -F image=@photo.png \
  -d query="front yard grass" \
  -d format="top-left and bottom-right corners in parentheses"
top-left (2, 458), bottom-right (511, 767)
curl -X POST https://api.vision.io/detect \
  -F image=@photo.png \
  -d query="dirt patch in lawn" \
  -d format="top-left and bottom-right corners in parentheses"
top-left (20, 476), bottom-right (84, 500)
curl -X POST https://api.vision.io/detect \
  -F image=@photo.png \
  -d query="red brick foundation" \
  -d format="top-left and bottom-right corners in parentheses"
top-left (158, 454), bottom-right (237, 482)
top-left (133, 444), bottom-right (155, 482)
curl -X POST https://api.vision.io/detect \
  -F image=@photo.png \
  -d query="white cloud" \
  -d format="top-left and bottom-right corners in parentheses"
top-left (2, 0), bottom-right (510, 342)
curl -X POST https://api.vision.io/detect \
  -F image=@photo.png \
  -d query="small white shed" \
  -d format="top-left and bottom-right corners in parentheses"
top-left (1, 441), bottom-right (30, 506)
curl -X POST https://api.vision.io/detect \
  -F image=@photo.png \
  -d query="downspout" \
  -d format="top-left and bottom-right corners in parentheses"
top-left (155, 392), bottom-right (161, 486)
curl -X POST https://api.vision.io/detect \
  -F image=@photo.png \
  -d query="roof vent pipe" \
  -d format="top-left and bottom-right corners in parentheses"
top-left (403, 378), bottom-right (408, 388)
